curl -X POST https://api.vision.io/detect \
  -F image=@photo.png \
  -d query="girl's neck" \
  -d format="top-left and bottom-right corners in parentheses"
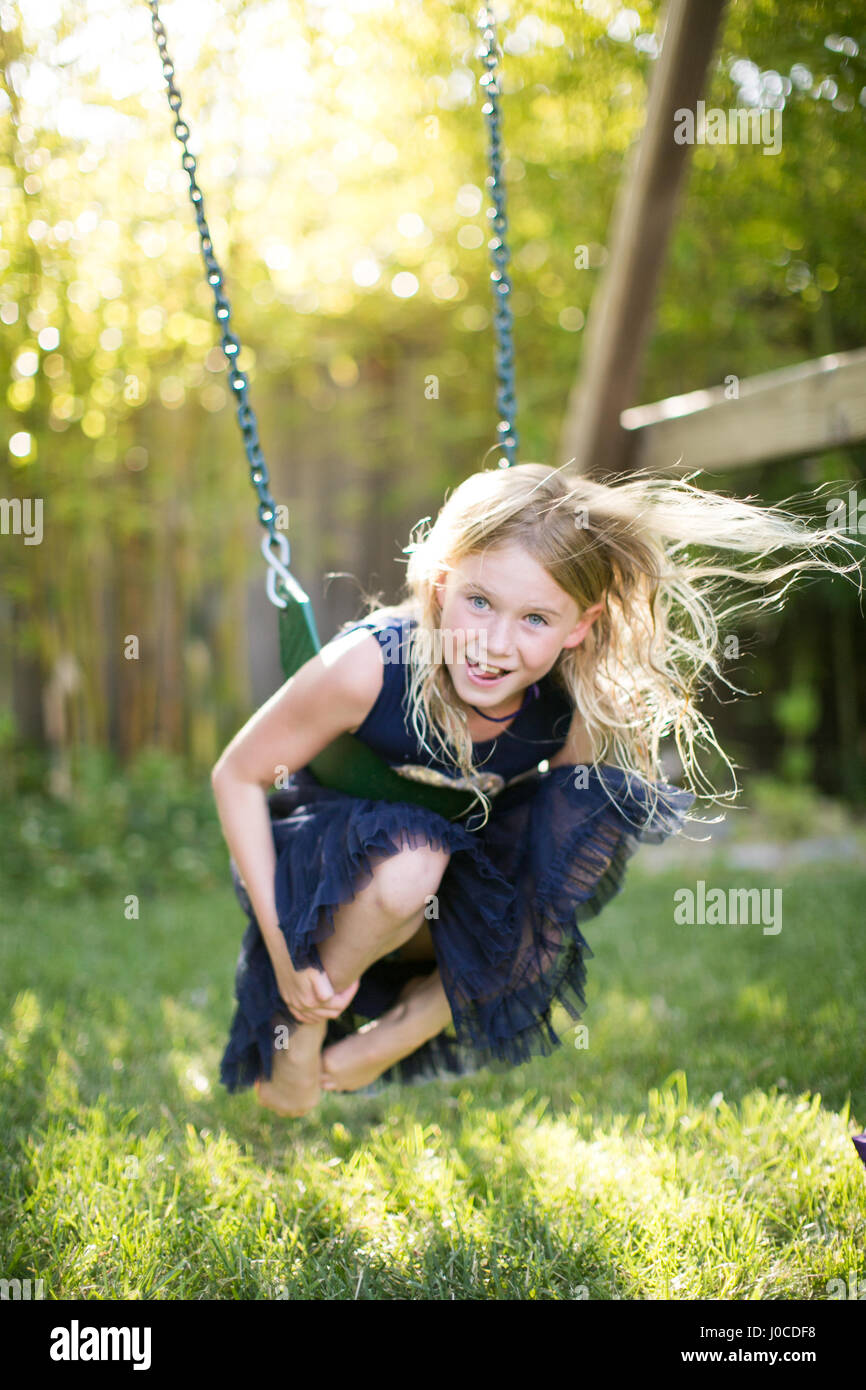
top-left (458, 679), bottom-right (540, 742)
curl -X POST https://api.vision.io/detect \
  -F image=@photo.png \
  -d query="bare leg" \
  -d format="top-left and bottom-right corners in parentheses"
top-left (321, 967), bottom-right (453, 1092)
top-left (255, 842), bottom-right (449, 1116)
top-left (315, 843), bottom-right (447, 993)
top-left (390, 918), bottom-right (436, 961)
top-left (254, 1012), bottom-right (328, 1117)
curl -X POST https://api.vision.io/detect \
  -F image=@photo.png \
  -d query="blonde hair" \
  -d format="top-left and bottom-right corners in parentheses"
top-left (342, 462), bottom-right (864, 830)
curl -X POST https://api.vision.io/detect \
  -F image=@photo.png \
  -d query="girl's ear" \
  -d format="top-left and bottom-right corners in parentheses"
top-left (561, 599), bottom-right (605, 650)
top-left (432, 568), bottom-right (447, 609)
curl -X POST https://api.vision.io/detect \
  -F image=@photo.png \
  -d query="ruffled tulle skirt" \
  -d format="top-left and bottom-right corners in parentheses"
top-left (219, 763), bottom-right (695, 1094)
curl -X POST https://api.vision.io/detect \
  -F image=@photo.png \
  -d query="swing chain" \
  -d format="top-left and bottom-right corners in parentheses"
top-left (149, 0), bottom-right (518, 599)
top-left (477, 6), bottom-right (518, 469)
top-left (147, 0), bottom-right (294, 608)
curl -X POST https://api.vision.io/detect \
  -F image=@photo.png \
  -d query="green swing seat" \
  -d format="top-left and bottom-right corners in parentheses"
top-left (277, 591), bottom-right (482, 822)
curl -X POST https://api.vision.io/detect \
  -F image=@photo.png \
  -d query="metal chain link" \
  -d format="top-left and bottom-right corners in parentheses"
top-left (147, 0), bottom-right (520, 607)
top-left (147, 0), bottom-right (297, 608)
top-left (477, 6), bottom-right (519, 468)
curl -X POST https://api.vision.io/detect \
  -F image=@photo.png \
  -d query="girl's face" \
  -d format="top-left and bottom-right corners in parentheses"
top-left (434, 540), bottom-right (603, 718)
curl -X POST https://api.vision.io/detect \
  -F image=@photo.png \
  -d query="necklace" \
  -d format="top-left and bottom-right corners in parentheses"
top-left (468, 681), bottom-right (540, 724)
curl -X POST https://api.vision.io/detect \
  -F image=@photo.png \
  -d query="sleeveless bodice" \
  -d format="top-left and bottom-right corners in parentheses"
top-left (341, 612), bottom-right (574, 797)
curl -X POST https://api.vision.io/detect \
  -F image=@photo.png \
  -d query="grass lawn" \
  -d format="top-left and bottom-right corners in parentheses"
top-left (1, 852), bottom-right (864, 1300)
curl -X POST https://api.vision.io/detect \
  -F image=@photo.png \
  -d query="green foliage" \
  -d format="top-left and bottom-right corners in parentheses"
top-left (774, 685), bottom-right (821, 741)
top-left (1, 0), bottom-right (865, 790)
top-left (0, 747), bottom-right (227, 896)
top-left (734, 771), bottom-right (860, 841)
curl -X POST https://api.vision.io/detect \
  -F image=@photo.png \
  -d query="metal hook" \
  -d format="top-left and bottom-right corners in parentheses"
top-left (260, 531), bottom-right (311, 610)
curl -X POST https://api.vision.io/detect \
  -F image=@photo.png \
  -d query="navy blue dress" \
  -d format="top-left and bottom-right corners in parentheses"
top-left (220, 611), bottom-right (695, 1093)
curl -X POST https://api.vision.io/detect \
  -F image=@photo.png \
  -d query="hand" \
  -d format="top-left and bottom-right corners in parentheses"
top-left (276, 961), bottom-right (360, 1025)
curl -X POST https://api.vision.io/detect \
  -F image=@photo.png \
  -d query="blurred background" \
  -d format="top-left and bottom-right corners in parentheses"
top-left (1, 0), bottom-right (864, 878)
top-left (2, 1), bottom-right (866, 1304)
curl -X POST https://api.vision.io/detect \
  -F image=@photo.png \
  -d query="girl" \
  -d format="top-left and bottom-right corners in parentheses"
top-left (211, 463), bottom-right (862, 1116)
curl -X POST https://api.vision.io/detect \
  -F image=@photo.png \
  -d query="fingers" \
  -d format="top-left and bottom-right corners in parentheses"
top-left (308, 971), bottom-right (359, 1015)
top-left (334, 978), bottom-right (360, 1007)
top-left (290, 1000), bottom-right (339, 1024)
top-left (286, 974), bottom-right (361, 1024)
top-left (311, 969), bottom-right (334, 1004)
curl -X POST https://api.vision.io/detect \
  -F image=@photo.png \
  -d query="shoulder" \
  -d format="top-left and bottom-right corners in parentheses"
top-left (334, 605), bottom-right (416, 641)
top-left (322, 609), bottom-right (418, 734)
top-left (316, 624), bottom-right (388, 736)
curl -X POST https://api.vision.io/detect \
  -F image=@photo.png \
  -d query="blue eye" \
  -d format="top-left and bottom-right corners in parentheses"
top-left (468, 594), bottom-right (547, 625)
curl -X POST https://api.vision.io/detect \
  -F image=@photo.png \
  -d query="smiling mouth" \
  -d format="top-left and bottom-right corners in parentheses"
top-left (466, 658), bottom-right (514, 682)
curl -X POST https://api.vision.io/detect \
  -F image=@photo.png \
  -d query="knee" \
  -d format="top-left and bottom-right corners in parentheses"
top-left (369, 844), bottom-right (450, 925)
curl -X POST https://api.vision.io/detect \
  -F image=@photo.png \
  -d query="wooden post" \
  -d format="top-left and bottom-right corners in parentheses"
top-left (558, 0), bottom-right (729, 479)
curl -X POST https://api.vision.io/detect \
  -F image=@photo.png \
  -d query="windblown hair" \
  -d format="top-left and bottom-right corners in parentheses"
top-left (341, 463), bottom-right (864, 830)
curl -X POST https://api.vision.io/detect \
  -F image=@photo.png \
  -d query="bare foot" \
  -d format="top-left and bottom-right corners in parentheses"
top-left (255, 1017), bottom-right (327, 1117)
top-left (319, 977), bottom-right (430, 1093)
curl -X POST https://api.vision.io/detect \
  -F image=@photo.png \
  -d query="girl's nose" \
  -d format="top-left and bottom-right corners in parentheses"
top-left (487, 617), bottom-right (515, 662)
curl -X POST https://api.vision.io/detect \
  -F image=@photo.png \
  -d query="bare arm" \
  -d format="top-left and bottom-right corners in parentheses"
top-left (211, 626), bottom-right (385, 1015)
